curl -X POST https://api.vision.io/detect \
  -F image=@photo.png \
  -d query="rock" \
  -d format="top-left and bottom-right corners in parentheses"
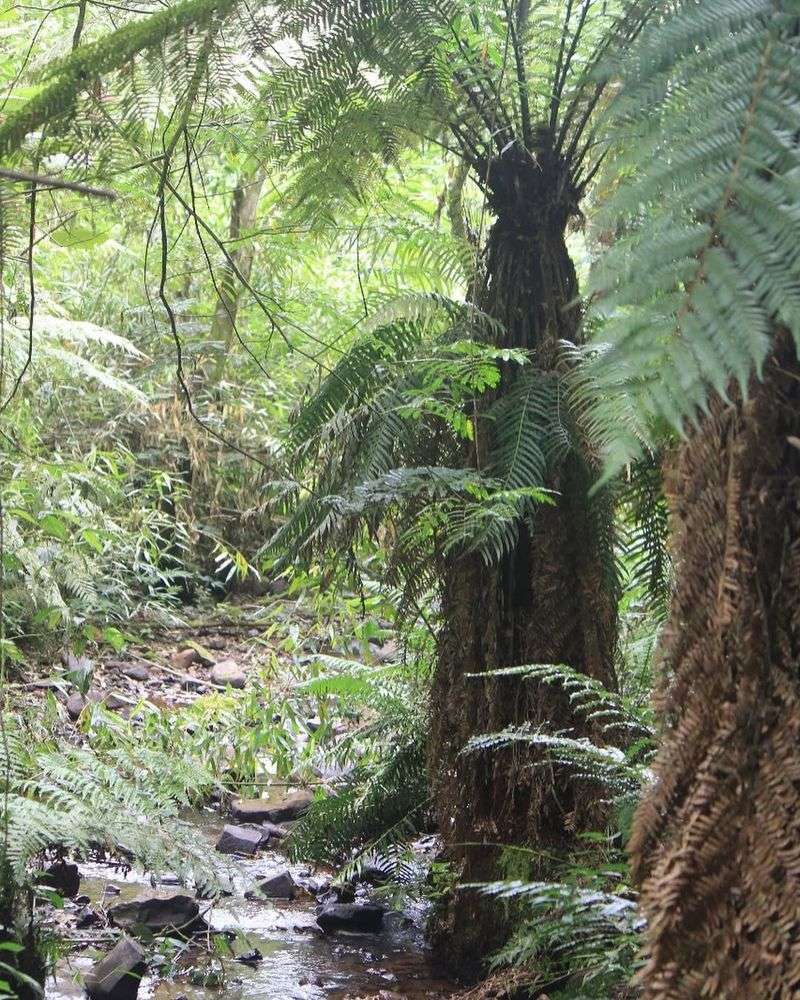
top-left (76, 905), bottom-right (101, 929)
top-left (66, 691), bottom-right (86, 722)
top-left (372, 638), bottom-right (399, 664)
top-left (228, 804), bottom-right (290, 841)
top-left (257, 871), bottom-right (297, 899)
top-left (120, 663), bottom-right (149, 682)
top-left (75, 894), bottom-right (91, 906)
top-left (215, 824), bottom-right (262, 855)
top-left (171, 648), bottom-right (200, 670)
top-left (104, 884), bottom-right (122, 896)
top-left (41, 860), bottom-right (80, 898)
top-left (318, 884), bottom-right (355, 907)
top-left (259, 790), bottom-right (314, 823)
top-left (299, 875), bottom-right (331, 896)
top-left (205, 636), bottom-right (227, 651)
top-left (260, 821), bottom-right (289, 842)
top-left (356, 862), bottom-right (392, 886)
top-left (210, 659), bottom-right (246, 688)
top-left (230, 798), bottom-right (274, 823)
top-left (108, 892), bottom-right (205, 937)
top-left (183, 641), bottom-right (216, 666)
top-left (66, 692), bottom-right (86, 721)
top-left (316, 902), bottom-right (385, 934)
top-left (85, 935), bottom-right (147, 1000)
top-left (86, 688), bottom-right (126, 711)
top-left (235, 949), bottom-right (262, 965)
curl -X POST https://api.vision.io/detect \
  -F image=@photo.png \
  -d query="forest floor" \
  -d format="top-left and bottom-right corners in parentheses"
top-left (14, 597), bottom-right (463, 1000)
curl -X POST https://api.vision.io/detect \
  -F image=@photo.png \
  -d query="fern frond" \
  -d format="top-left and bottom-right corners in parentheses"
top-left (0, 0), bottom-right (244, 159)
top-left (464, 723), bottom-right (649, 797)
top-left (468, 662), bottom-right (653, 744)
top-left (585, 2), bottom-right (800, 473)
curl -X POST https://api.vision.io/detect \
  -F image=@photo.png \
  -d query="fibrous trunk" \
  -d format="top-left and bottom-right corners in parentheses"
top-left (630, 330), bottom-right (800, 997)
top-left (429, 148), bottom-right (618, 976)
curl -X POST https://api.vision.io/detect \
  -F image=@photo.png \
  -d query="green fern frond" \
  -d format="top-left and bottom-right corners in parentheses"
top-left (464, 723), bottom-right (649, 797)
top-left (469, 661), bottom-right (652, 744)
top-left (0, 0), bottom-right (244, 159)
top-left (585, 1), bottom-right (800, 473)
top-left (287, 736), bottom-right (427, 868)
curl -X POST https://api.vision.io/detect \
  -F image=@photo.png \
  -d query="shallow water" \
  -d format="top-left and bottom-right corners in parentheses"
top-left (46, 810), bottom-right (455, 1000)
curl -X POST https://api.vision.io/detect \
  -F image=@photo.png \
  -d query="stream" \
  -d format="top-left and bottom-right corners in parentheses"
top-left (46, 810), bottom-right (457, 1000)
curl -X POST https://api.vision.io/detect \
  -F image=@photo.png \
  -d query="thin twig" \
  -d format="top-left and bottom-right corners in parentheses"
top-left (0, 168), bottom-right (116, 201)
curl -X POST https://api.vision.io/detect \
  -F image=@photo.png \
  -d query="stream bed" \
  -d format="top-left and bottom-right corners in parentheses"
top-left (45, 810), bottom-right (457, 1000)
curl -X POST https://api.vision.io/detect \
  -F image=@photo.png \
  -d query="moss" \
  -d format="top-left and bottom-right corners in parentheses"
top-left (0, 0), bottom-right (240, 159)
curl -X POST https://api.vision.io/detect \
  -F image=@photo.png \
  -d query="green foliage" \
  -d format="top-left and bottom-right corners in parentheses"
top-left (0, 0), bottom-right (243, 160)
top-left (0, 710), bottom-right (222, 892)
top-left (468, 661), bottom-right (653, 746)
top-left (287, 654), bottom-right (429, 871)
top-left (472, 870), bottom-right (642, 997)
top-left (586, 0), bottom-right (800, 473)
top-left (1, 451), bottom-right (195, 645)
top-left (288, 737), bottom-right (427, 871)
top-left (462, 658), bottom-right (654, 996)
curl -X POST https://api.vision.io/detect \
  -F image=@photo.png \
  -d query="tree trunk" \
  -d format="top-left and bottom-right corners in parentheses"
top-left (209, 167), bottom-right (265, 384)
top-left (629, 330), bottom-right (800, 997)
top-left (429, 149), bottom-right (619, 977)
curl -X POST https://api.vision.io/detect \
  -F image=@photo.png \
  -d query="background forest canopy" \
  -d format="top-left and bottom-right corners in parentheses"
top-left (1, 2), bottom-right (799, 1000)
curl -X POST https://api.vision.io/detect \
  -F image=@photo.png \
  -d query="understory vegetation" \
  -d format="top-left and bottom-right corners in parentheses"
top-left (1, 2), bottom-right (798, 999)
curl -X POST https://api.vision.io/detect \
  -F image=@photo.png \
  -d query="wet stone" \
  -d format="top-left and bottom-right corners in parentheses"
top-left (75, 905), bottom-right (101, 929)
top-left (120, 663), bottom-right (150, 682)
top-left (171, 648), bottom-right (200, 670)
top-left (108, 891), bottom-right (205, 937)
top-left (66, 692), bottom-right (86, 721)
top-left (316, 902), bottom-right (386, 934)
top-left (235, 949), bottom-right (263, 965)
top-left (85, 935), bottom-right (147, 1000)
top-left (261, 821), bottom-right (289, 842)
top-left (257, 870), bottom-right (297, 899)
top-left (41, 860), bottom-right (80, 898)
top-left (215, 823), bottom-right (262, 855)
top-left (229, 798), bottom-right (275, 823)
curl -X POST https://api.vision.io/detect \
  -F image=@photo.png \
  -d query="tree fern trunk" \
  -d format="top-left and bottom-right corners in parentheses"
top-left (630, 330), bottom-right (800, 997)
top-left (429, 150), bottom-right (618, 977)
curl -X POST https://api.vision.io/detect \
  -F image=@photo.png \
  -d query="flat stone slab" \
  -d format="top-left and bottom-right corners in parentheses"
top-left (108, 892), bottom-right (204, 937)
top-left (230, 798), bottom-right (274, 823)
top-left (257, 870), bottom-right (297, 899)
top-left (260, 790), bottom-right (314, 823)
